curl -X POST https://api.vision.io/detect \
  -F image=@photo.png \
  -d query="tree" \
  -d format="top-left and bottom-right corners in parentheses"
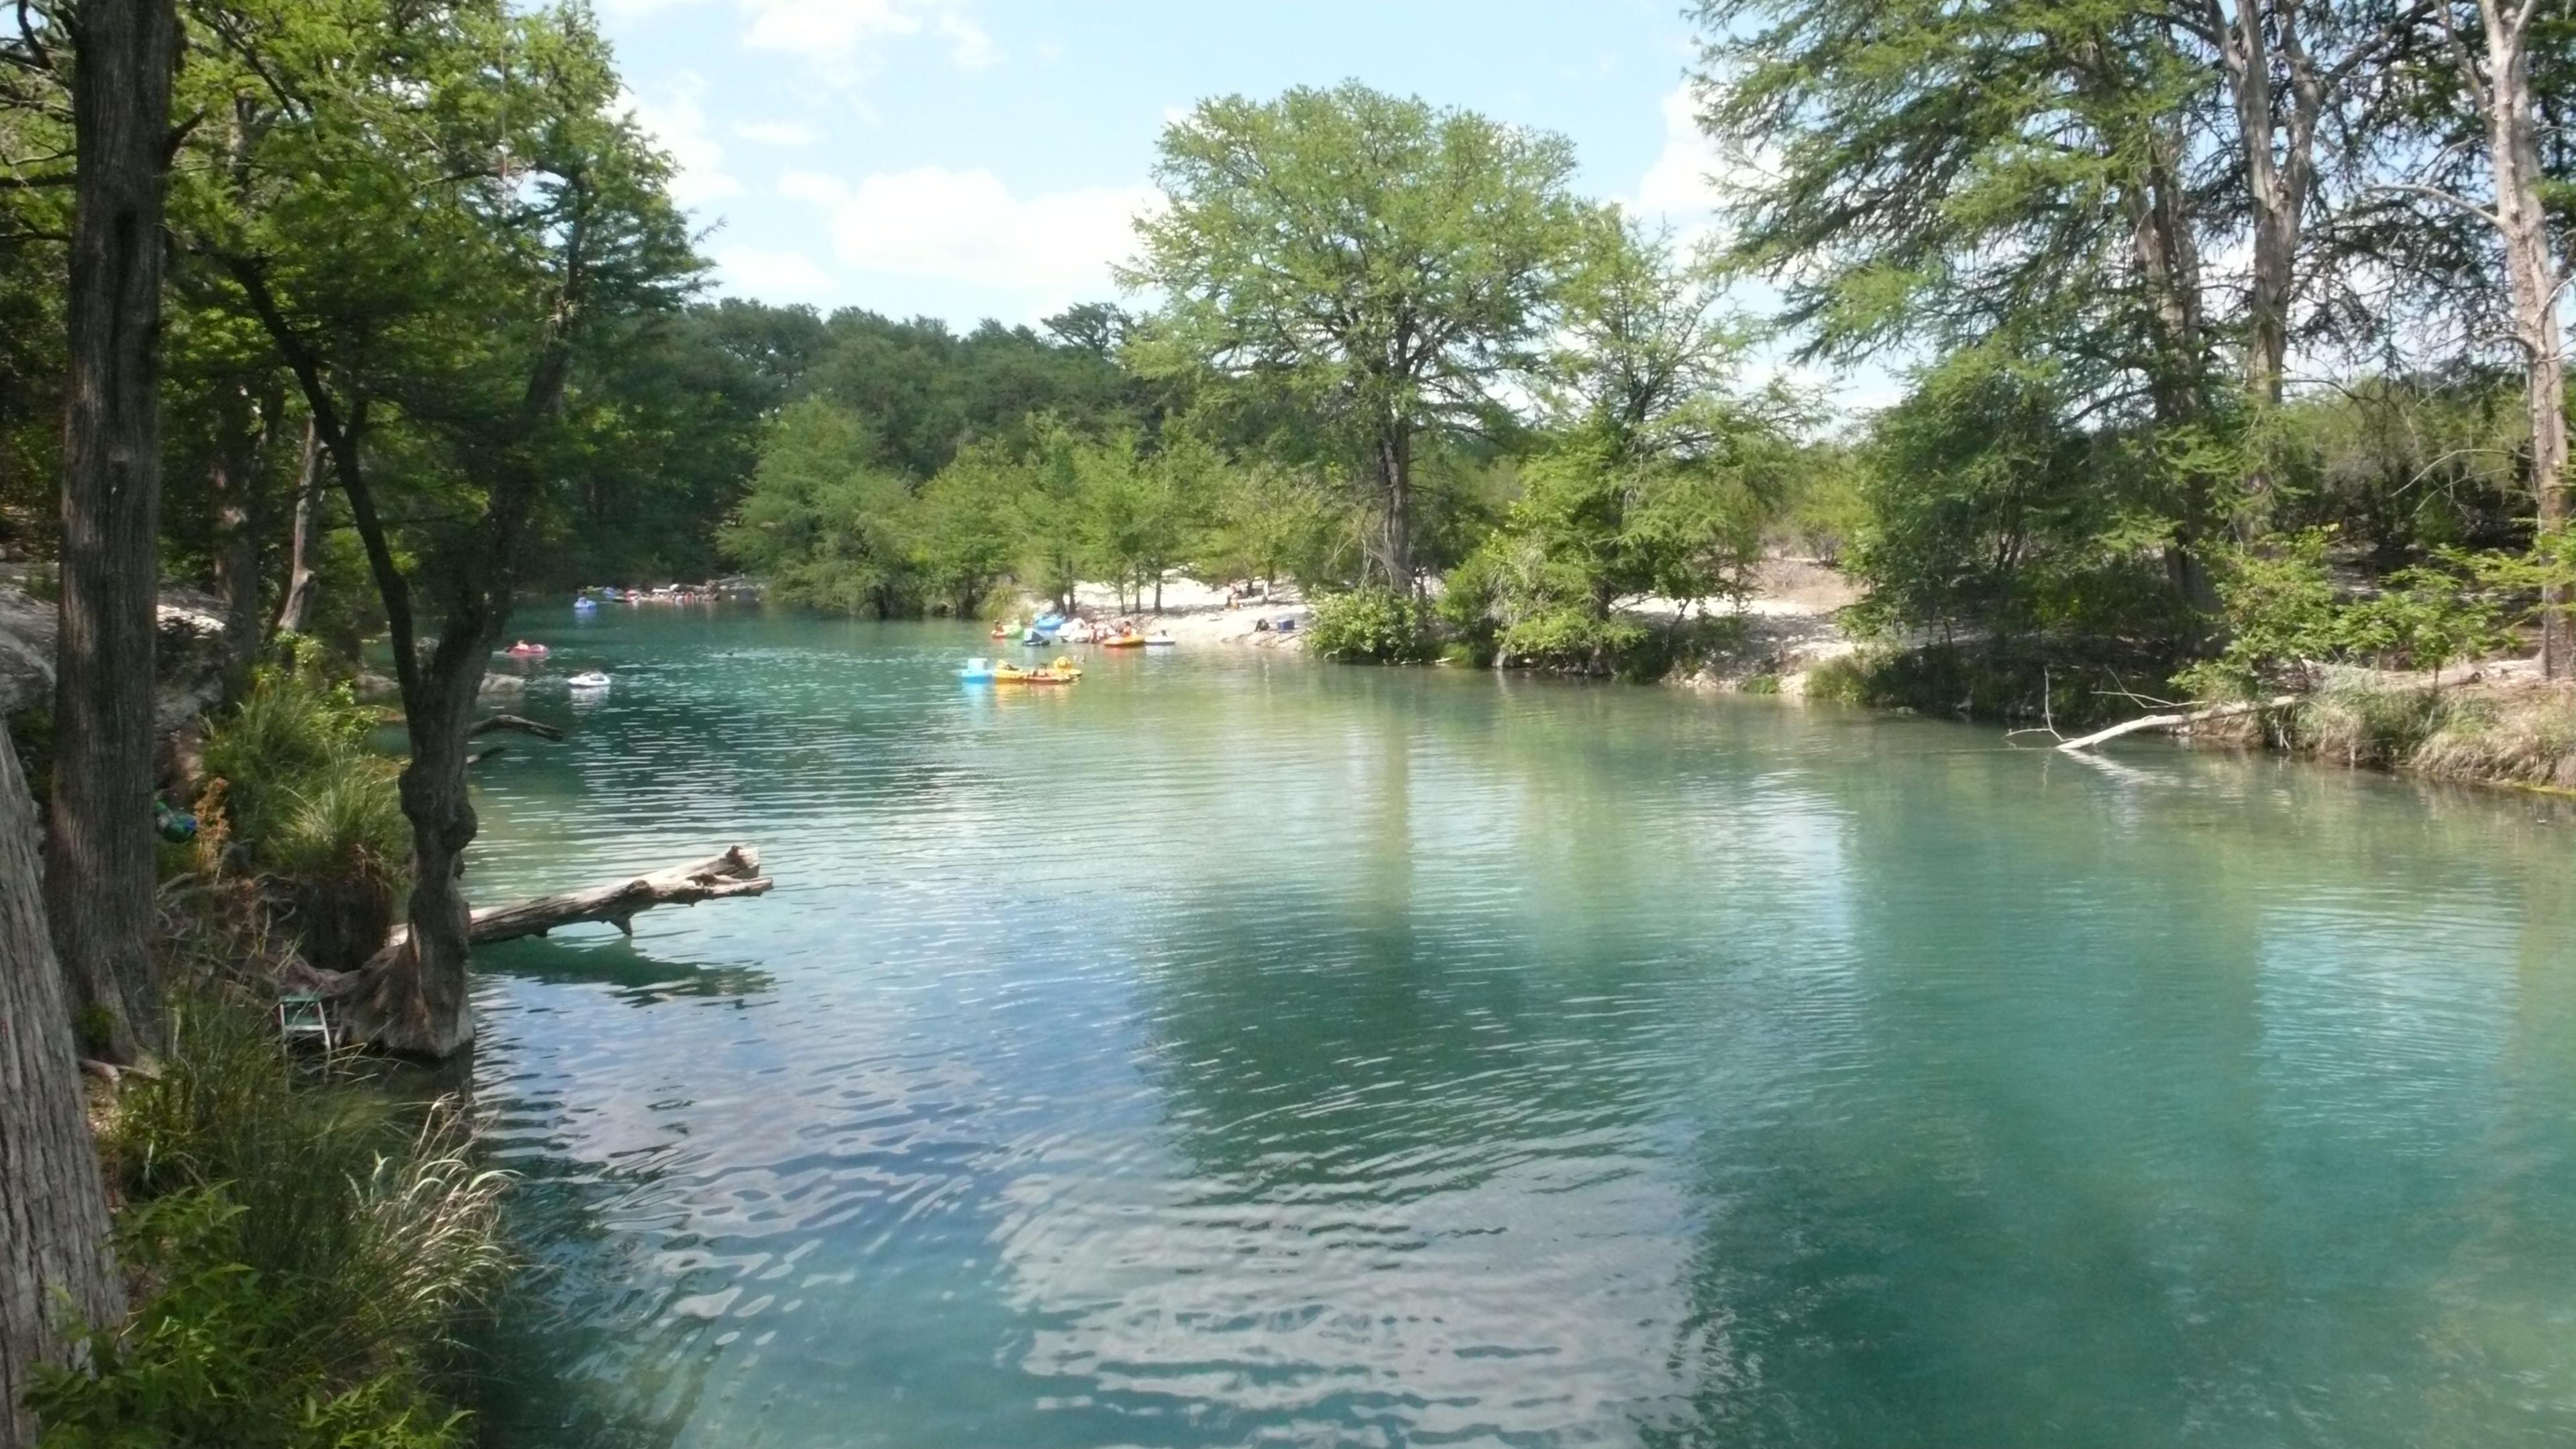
top-left (1126, 83), bottom-right (1592, 590)
top-left (1196, 461), bottom-right (1345, 594)
top-left (1015, 417), bottom-right (1093, 613)
top-left (2380, 0), bottom-right (2573, 674)
top-left (46, 0), bottom-right (181, 1063)
top-left (2200, 0), bottom-right (2426, 406)
top-left (1546, 217), bottom-right (1750, 462)
top-left (913, 443), bottom-right (1020, 615)
top-left (1, 737), bottom-right (121, 1449)
top-left (1695, 0), bottom-right (2229, 602)
top-left (196, 0), bottom-right (697, 1055)
top-left (1441, 219), bottom-right (1796, 667)
top-left (720, 398), bottom-right (917, 616)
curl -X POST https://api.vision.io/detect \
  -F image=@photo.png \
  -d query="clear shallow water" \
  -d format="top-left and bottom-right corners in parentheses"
top-left (464, 609), bottom-right (2576, 1449)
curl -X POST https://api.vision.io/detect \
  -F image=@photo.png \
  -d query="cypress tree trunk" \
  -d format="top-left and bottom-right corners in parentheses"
top-left (344, 655), bottom-right (484, 1057)
top-left (1377, 424), bottom-right (1415, 592)
top-left (207, 382), bottom-right (278, 691)
top-left (1, 739), bottom-right (123, 1449)
top-left (48, 0), bottom-right (180, 1063)
top-left (2482, 5), bottom-right (2568, 676)
top-left (272, 419), bottom-right (324, 639)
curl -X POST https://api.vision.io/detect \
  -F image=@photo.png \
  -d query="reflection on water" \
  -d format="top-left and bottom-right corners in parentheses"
top-left (466, 610), bottom-right (2576, 1448)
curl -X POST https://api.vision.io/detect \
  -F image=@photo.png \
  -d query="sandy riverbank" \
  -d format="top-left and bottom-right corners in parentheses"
top-left (1006, 578), bottom-right (1315, 650)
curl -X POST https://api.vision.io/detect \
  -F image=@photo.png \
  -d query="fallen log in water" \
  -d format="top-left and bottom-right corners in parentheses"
top-left (470, 712), bottom-right (565, 742)
top-left (285, 847), bottom-right (773, 1055)
top-left (370, 845), bottom-right (773, 957)
top-left (469, 845), bottom-right (771, 943)
top-left (2056, 696), bottom-right (2298, 753)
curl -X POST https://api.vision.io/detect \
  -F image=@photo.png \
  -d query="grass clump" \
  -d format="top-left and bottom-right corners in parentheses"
top-left (2288, 676), bottom-right (2454, 769)
top-left (198, 660), bottom-right (409, 969)
top-left (2410, 690), bottom-right (2576, 789)
top-left (35, 995), bottom-right (508, 1448)
top-left (1801, 651), bottom-right (1874, 705)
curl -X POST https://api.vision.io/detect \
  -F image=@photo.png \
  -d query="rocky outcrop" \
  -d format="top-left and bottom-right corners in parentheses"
top-left (1, 578), bottom-right (235, 738)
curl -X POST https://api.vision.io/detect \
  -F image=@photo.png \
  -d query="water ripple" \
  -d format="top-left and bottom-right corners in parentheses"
top-left (468, 614), bottom-right (2576, 1449)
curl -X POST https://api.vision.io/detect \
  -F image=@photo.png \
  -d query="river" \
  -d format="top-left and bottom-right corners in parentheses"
top-left (460, 608), bottom-right (2576, 1449)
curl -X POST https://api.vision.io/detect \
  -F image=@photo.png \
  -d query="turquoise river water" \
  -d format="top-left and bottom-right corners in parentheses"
top-left (460, 608), bottom-right (2576, 1449)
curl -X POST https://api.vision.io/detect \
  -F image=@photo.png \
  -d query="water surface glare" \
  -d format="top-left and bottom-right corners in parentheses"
top-left (466, 610), bottom-right (2576, 1448)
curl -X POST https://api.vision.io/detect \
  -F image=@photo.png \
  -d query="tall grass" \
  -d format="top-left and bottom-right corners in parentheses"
top-left (2412, 691), bottom-right (2576, 789)
top-left (36, 994), bottom-right (509, 1448)
top-left (2289, 676), bottom-right (2453, 768)
top-left (198, 663), bottom-right (410, 969)
top-left (2282, 675), bottom-right (2576, 786)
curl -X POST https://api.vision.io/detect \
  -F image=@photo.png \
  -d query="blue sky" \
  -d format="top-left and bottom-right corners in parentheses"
top-left (598, 0), bottom-right (1725, 327)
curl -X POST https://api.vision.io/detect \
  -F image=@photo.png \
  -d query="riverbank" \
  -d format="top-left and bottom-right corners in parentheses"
top-left (1013, 578), bottom-right (1316, 649)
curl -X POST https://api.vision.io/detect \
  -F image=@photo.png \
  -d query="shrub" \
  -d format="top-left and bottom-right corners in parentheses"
top-left (199, 665), bottom-right (408, 968)
top-left (1802, 652), bottom-right (1872, 705)
top-left (1493, 606), bottom-right (1662, 678)
top-left (40, 996), bottom-right (508, 1448)
top-left (1307, 586), bottom-right (1439, 663)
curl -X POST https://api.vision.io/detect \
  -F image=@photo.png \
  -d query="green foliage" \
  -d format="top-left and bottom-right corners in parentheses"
top-left (728, 400), bottom-right (1263, 616)
top-left (1306, 588), bottom-right (1440, 663)
top-left (720, 398), bottom-right (920, 615)
top-left (198, 664), bottom-right (407, 968)
top-left (1195, 462), bottom-right (1350, 591)
top-left (2253, 372), bottom-right (2530, 564)
top-left (2176, 531), bottom-right (2516, 699)
top-left (1801, 653), bottom-right (1872, 705)
top-left (1776, 444), bottom-right (1870, 564)
top-left (36, 999), bottom-right (508, 1448)
top-left (2171, 531), bottom-right (2343, 698)
top-left (1496, 605), bottom-right (1660, 678)
top-left (1128, 82), bottom-right (1595, 581)
top-left (1845, 347), bottom-right (2186, 643)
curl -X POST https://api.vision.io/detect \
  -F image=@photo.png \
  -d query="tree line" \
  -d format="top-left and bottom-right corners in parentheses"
top-left (728, 83), bottom-right (1844, 664)
top-left (1695, 0), bottom-right (2575, 690)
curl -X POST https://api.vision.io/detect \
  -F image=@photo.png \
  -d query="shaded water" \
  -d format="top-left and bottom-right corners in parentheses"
top-left (465, 610), bottom-right (2576, 1448)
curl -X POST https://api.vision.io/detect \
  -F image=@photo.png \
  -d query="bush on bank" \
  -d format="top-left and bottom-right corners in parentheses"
top-left (197, 658), bottom-right (409, 970)
top-left (34, 987), bottom-right (508, 1449)
top-left (1307, 587), bottom-right (1440, 663)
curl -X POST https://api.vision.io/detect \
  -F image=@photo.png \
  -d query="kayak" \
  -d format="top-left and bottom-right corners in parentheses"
top-left (1101, 634), bottom-right (1146, 649)
top-left (573, 597), bottom-right (598, 612)
top-left (995, 656), bottom-right (1083, 684)
top-left (1142, 633), bottom-right (1177, 647)
top-left (566, 670), bottom-right (611, 689)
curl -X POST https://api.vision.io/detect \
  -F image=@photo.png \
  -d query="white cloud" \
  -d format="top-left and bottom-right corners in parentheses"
top-left (784, 164), bottom-right (1156, 311)
top-left (712, 246), bottom-right (839, 303)
top-left (777, 170), bottom-right (849, 205)
top-left (1631, 84), bottom-right (1719, 227)
top-left (739, 0), bottom-right (993, 79)
top-left (621, 75), bottom-right (743, 214)
top-left (735, 120), bottom-right (819, 148)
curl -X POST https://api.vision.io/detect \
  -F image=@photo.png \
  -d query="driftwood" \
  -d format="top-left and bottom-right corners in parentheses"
top-left (286, 847), bottom-right (773, 1054)
top-left (2057, 696), bottom-right (2298, 752)
top-left (469, 713), bottom-right (564, 742)
top-left (373, 845), bottom-right (771, 960)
